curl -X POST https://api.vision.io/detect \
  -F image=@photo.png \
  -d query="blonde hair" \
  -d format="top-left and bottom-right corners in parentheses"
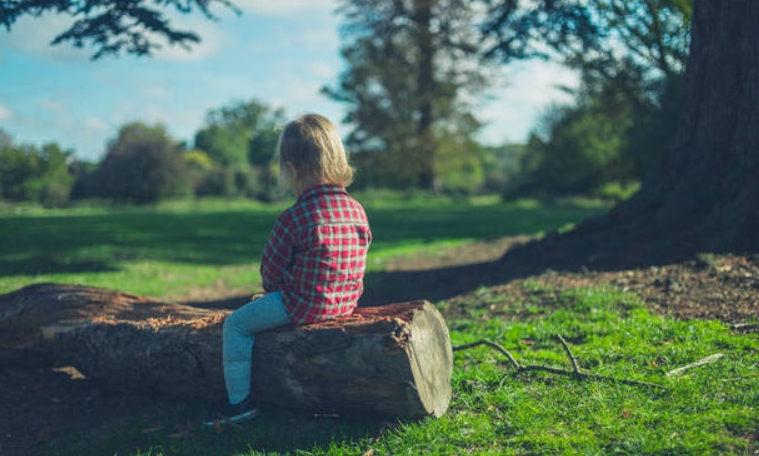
top-left (276, 113), bottom-right (354, 188)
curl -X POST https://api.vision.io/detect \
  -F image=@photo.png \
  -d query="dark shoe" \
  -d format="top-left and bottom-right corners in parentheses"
top-left (203, 396), bottom-right (259, 426)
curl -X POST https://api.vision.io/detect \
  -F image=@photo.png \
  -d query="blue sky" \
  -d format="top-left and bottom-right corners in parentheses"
top-left (0, 0), bottom-right (578, 162)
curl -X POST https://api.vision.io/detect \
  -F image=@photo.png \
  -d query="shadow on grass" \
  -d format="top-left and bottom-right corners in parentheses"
top-left (0, 258), bottom-right (119, 276)
top-left (0, 202), bottom-right (607, 279)
top-left (45, 388), bottom-right (393, 456)
top-left (0, 211), bottom-right (277, 278)
top-left (359, 208), bottom-right (746, 308)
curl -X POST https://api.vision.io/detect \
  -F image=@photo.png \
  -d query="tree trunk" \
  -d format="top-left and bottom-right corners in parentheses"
top-left (503, 0), bottom-right (759, 268)
top-left (0, 283), bottom-right (453, 418)
top-left (414, 0), bottom-right (440, 192)
top-left (614, 0), bottom-right (759, 253)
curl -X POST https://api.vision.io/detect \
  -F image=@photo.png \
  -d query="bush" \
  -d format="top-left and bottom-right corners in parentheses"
top-left (90, 122), bottom-right (189, 204)
top-left (0, 142), bottom-right (74, 206)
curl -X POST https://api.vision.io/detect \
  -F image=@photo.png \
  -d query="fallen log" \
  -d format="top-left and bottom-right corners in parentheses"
top-left (0, 283), bottom-right (453, 418)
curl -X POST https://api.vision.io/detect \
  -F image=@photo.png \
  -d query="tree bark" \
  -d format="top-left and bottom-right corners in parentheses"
top-left (0, 283), bottom-right (453, 418)
top-left (614, 0), bottom-right (759, 253)
top-left (503, 0), bottom-right (759, 268)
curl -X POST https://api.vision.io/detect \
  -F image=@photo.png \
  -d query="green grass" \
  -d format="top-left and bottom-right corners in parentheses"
top-left (2, 197), bottom-right (757, 455)
top-left (0, 196), bottom-right (605, 298)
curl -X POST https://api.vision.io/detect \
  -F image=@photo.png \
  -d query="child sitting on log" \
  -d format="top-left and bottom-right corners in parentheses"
top-left (204, 114), bottom-right (372, 426)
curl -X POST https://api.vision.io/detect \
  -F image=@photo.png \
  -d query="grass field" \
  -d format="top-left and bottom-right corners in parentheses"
top-left (0, 195), bottom-right (603, 298)
top-left (2, 196), bottom-right (758, 456)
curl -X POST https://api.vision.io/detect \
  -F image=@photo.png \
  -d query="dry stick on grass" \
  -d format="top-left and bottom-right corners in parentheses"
top-left (453, 336), bottom-right (668, 390)
top-left (665, 354), bottom-right (724, 377)
top-left (729, 323), bottom-right (759, 332)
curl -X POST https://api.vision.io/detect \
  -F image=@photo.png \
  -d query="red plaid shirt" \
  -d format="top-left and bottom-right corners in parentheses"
top-left (261, 184), bottom-right (372, 324)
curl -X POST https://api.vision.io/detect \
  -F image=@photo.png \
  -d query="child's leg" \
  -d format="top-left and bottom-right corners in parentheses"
top-left (222, 292), bottom-right (290, 404)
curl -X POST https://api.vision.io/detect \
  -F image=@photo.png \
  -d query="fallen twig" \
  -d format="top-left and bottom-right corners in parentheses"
top-left (728, 323), bottom-right (758, 332)
top-left (453, 336), bottom-right (668, 390)
top-left (665, 354), bottom-right (724, 377)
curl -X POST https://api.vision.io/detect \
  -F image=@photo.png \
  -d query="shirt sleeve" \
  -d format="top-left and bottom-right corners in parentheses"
top-left (260, 211), bottom-right (295, 293)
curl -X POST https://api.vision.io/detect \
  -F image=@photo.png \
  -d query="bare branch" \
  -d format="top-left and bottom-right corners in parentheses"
top-left (453, 339), bottom-right (521, 370)
top-left (555, 334), bottom-right (581, 374)
top-left (454, 335), bottom-right (667, 390)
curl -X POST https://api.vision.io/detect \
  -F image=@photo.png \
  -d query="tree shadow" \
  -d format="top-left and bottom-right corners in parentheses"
top-left (358, 218), bottom-right (726, 307)
top-left (0, 258), bottom-right (118, 277)
top-left (228, 409), bottom-right (394, 455)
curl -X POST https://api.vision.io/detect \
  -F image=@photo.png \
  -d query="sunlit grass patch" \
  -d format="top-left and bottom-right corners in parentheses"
top-left (443, 288), bottom-right (759, 456)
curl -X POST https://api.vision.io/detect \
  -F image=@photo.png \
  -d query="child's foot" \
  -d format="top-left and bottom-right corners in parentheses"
top-left (203, 396), bottom-right (259, 426)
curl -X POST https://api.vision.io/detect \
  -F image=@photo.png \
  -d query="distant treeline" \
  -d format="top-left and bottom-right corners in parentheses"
top-left (0, 89), bottom-right (664, 207)
top-left (0, 105), bottom-right (526, 206)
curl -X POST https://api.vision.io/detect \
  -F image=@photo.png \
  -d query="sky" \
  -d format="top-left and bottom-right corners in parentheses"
top-left (0, 0), bottom-right (579, 162)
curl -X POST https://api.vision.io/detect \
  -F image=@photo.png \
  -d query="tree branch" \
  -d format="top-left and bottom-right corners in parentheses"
top-left (729, 323), bottom-right (758, 332)
top-left (453, 336), bottom-right (667, 390)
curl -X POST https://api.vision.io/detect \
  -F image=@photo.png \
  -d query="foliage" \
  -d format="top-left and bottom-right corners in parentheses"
top-left (0, 128), bottom-right (12, 149)
top-left (194, 99), bottom-right (285, 168)
top-left (482, 0), bottom-right (692, 85)
top-left (0, 139), bottom-right (75, 207)
top-left (326, 0), bottom-right (492, 191)
top-left (193, 99), bottom-right (285, 199)
top-left (89, 122), bottom-right (189, 204)
top-left (0, 0), bottom-right (239, 59)
top-left (479, 143), bottom-right (524, 193)
top-left (483, 0), bottom-right (691, 199)
top-left (69, 158), bottom-right (99, 201)
top-left (512, 81), bottom-right (636, 197)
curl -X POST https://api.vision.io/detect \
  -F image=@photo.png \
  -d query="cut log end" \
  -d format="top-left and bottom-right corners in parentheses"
top-left (405, 301), bottom-right (453, 418)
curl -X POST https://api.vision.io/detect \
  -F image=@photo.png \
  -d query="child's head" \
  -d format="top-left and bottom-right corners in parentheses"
top-left (276, 114), bottom-right (353, 191)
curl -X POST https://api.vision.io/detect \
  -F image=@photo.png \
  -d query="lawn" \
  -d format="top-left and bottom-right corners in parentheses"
top-left (0, 195), bottom-right (603, 298)
top-left (1, 196), bottom-right (757, 456)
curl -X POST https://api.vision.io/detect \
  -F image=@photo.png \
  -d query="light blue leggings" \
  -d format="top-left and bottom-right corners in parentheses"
top-left (223, 292), bottom-right (291, 404)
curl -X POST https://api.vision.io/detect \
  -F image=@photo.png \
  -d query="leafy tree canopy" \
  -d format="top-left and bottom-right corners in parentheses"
top-left (194, 99), bottom-right (285, 168)
top-left (482, 0), bottom-right (692, 96)
top-left (325, 0), bottom-right (492, 191)
top-left (0, 0), bottom-right (239, 58)
top-left (0, 140), bottom-right (74, 205)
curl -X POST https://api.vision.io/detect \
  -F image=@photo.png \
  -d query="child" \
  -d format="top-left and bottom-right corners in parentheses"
top-left (204, 114), bottom-right (372, 426)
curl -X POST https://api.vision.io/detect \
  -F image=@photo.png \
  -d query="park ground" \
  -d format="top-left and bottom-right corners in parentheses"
top-left (1, 233), bottom-right (757, 455)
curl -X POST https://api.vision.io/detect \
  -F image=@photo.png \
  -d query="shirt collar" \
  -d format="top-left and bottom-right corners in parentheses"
top-left (297, 184), bottom-right (347, 202)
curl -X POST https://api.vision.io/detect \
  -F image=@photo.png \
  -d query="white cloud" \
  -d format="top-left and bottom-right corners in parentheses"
top-left (476, 60), bottom-right (579, 144)
top-left (307, 61), bottom-right (337, 80)
top-left (0, 10), bottom-right (223, 62)
top-left (40, 99), bottom-right (67, 114)
top-left (140, 84), bottom-right (169, 98)
top-left (0, 14), bottom-right (91, 62)
top-left (501, 60), bottom-right (578, 106)
top-left (149, 17), bottom-right (225, 62)
top-left (0, 103), bottom-right (11, 121)
top-left (233, 0), bottom-right (338, 16)
top-left (83, 116), bottom-right (110, 133)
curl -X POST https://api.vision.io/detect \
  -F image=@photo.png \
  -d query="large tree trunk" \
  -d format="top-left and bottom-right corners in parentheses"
top-left (614, 0), bottom-right (759, 252)
top-left (503, 0), bottom-right (759, 269)
top-left (0, 283), bottom-right (453, 418)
